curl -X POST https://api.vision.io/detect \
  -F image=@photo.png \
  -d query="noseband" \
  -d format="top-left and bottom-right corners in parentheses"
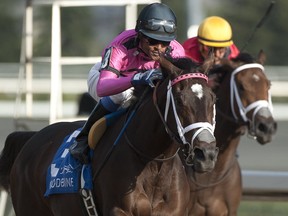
top-left (230, 63), bottom-right (273, 135)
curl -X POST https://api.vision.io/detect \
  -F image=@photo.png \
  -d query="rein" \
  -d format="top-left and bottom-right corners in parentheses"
top-left (93, 87), bottom-right (150, 179)
top-left (125, 132), bottom-right (181, 162)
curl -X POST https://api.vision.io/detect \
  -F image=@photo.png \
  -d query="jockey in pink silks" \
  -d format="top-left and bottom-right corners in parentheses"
top-left (69, 3), bottom-right (185, 164)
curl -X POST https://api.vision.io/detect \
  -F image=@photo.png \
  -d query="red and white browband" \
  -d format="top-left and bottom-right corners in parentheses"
top-left (171, 73), bottom-right (208, 86)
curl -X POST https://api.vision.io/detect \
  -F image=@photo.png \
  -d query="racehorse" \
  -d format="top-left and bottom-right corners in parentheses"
top-left (0, 55), bottom-right (218, 216)
top-left (186, 50), bottom-right (277, 216)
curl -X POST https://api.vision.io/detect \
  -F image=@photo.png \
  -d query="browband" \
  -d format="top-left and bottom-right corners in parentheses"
top-left (171, 73), bottom-right (208, 86)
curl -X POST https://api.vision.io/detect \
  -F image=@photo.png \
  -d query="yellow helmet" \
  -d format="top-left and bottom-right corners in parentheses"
top-left (197, 16), bottom-right (233, 47)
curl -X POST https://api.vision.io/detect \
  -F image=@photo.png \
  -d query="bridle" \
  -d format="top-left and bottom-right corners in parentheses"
top-left (124, 72), bottom-right (215, 163)
top-left (230, 63), bottom-right (273, 136)
top-left (164, 73), bottom-right (214, 145)
top-left (153, 73), bottom-right (215, 164)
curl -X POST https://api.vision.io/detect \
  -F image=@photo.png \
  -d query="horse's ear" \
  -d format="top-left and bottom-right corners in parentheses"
top-left (158, 54), bottom-right (183, 77)
top-left (257, 50), bottom-right (266, 65)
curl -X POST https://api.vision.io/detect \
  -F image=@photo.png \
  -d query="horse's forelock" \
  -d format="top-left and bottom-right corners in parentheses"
top-left (171, 57), bottom-right (197, 71)
top-left (161, 56), bottom-right (204, 77)
top-left (159, 55), bottom-right (184, 79)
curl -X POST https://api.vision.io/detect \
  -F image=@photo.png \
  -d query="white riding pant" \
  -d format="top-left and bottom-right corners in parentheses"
top-left (87, 63), bottom-right (134, 111)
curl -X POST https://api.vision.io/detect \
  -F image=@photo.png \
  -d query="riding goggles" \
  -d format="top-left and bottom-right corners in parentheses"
top-left (141, 19), bottom-right (176, 34)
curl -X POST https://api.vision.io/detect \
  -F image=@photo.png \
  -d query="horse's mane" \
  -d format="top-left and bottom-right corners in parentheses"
top-left (165, 55), bottom-right (213, 77)
top-left (168, 57), bottom-right (200, 73)
top-left (210, 52), bottom-right (258, 76)
top-left (209, 51), bottom-right (265, 93)
top-left (129, 56), bottom-right (203, 107)
top-left (231, 52), bottom-right (256, 64)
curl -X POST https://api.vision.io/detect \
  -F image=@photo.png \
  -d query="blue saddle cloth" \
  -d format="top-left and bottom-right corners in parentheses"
top-left (45, 128), bottom-right (93, 197)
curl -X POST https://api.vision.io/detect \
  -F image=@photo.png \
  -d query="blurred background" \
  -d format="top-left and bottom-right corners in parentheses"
top-left (0, 0), bottom-right (288, 215)
top-left (1, 0), bottom-right (287, 65)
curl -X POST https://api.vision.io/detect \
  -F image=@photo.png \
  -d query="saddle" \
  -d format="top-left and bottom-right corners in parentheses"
top-left (88, 108), bottom-right (127, 149)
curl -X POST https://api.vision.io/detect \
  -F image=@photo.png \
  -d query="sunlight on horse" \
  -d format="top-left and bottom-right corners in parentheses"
top-left (186, 50), bottom-right (277, 216)
top-left (0, 55), bottom-right (218, 216)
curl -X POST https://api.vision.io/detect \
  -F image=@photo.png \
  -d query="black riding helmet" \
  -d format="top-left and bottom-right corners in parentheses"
top-left (135, 3), bottom-right (177, 42)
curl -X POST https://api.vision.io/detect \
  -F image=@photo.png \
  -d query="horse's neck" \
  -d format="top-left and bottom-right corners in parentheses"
top-left (188, 118), bottom-right (243, 184)
top-left (128, 96), bottom-right (177, 158)
top-left (214, 107), bottom-right (246, 167)
top-left (214, 79), bottom-right (247, 170)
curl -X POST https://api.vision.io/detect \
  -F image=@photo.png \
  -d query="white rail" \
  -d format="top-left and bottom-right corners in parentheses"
top-left (20, 0), bottom-right (160, 124)
top-left (1, 78), bottom-right (287, 97)
top-left (242, 170), bottom-right (288, 192)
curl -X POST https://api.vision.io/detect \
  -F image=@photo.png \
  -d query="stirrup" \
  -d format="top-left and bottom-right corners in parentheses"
top-left (80, 189), bottom-right (98, 216)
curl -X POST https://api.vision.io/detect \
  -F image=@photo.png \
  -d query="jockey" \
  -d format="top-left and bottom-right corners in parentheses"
top-left (69, 3), bottom-right (185, 164)
top-left (182, 16), bottom-right (240, 87)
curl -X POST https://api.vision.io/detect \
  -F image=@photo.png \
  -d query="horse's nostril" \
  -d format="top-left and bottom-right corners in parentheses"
top-left (257, 121), bottom-right (278, 134)
top-left (258, 123), bottom-right (267, 133)
top-left (194, 148), bottom-right (205, 161)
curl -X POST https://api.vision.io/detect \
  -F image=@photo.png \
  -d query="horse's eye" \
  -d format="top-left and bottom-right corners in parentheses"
top-left (238, 83), bottom-right (244, 91)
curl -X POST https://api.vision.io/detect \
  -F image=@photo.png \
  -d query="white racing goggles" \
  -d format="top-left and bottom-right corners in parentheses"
top-left (141, 19), bottom-right (176, 33)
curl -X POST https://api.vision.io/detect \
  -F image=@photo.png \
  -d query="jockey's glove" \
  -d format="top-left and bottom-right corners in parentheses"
top-left (131, 69), bottom-right (163, 88)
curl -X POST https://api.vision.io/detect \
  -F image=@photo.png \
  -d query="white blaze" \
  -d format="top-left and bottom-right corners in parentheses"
top-left (191, 84), bottom-right (203, 99)
top-left (252, 73), bottom-right (260, 82)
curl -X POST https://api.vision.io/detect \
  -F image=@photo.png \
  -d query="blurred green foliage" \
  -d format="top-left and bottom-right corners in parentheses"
top-left (205, 0), bottom-right (287, 66)
top-left (0, 0), bottom-right (22, 62)
top-left (0, 0), bottom-right (287, 65)
top-left (238, 201), bottom-right (288, 216)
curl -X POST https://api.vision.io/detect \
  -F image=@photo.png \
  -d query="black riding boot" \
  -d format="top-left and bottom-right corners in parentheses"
top-left (69, 102), bottom-right (110, 164)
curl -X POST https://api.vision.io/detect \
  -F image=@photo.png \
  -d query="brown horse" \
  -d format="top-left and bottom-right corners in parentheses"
top-left (0, 56), bottom-right (218, 216)
top-left (186, 51), bottom-right (277, 216)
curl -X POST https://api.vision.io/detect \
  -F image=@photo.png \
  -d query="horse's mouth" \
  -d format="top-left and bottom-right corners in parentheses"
top-left (249, 117), bottom-right (277, 145)
top-left (193, 160), bottom-right (215, 173)
top-left (192, 146), bottom-right (219, 173)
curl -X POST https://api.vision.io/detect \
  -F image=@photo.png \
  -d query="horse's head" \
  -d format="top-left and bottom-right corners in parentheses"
top-left (157, 55), bottom-right (218, 172)
top-left (214, 50), bottom-right (277, 144)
